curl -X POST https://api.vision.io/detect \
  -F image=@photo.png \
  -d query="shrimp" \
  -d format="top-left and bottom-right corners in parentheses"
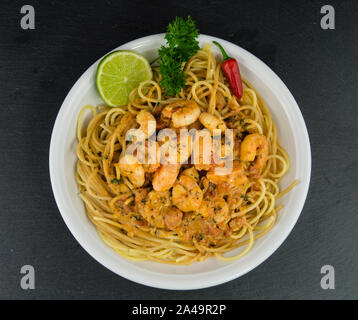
top-left (240, 133), bottom-right (268, 169)
top-left (192, 131), bottom-right (228, 171)
top-left (233, 129), bottom-right (241, 160)
top-left (152, 163), bottom-right (180, 192)
top-left (172, 174), bottom-right (203, 212)
top-left (143, 190), bottom-right (171, 228)
top-left (192, 133), bottom-right (214, 171)
top-left (162, 100), bottom-right (201, 128)
top-left (206, 160), bottom-right (247, 187)
top-left (197, 199), bottom-right (229, 224)
top-left (176, 130), bottom-right (193, 163)
top-left (181, 166), bottom-right (199, 182)
top-left (118, 154), bottom-right (145, 187)
top-left (127, 140), bottom-right (160, 173)
top-left (158, 130), bottom-right (193, 166)
top-left (164, 206), bottom-right (183, 230)
top-left (176, 213), bottom-right (227, 243)
top-left (199, 112), bottom-right (226, 133)
top-left (136, 110), bottom-right (156, 138)
top-left (142, 141), bottom-right (161, 173)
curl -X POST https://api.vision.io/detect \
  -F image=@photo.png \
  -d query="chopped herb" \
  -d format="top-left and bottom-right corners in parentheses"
top-left (111, 178), bottom-right (121, 184)
top-left (240, 194), bottom-right (249, 201)
top-left (141, 198), bottom-right (147, 204)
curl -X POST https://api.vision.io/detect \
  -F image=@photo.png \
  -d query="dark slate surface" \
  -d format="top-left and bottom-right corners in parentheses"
top-left (0, 0), bottom-right (357, 299)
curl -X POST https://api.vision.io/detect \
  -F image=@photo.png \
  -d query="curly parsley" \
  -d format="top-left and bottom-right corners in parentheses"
top-left (159, 16), bottom-right (200, 96)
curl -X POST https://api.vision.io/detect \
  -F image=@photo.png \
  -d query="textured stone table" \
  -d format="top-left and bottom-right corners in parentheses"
top-left (0, 0), bottom-right (357, 299)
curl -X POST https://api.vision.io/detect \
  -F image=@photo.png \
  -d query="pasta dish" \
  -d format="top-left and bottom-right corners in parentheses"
top-left (75, 44), bottom-right (296, 265)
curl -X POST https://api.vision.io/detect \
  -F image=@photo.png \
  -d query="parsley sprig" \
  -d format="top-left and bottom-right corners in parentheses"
top-left (159, 16), bottom-right (200, 96)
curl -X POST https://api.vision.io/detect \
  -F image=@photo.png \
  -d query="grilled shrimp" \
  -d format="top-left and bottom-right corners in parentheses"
top-left (164, 206), bottom-right (183, 230)
top-left (143, 190), bottom-right (171, 228)
top-left (240, 133), bottom-right (268, 169)
top-left (199, 112), bottom-right (226, 133)
top-left (197, 198), bottom-right (229, 224)
top-left (172, 174), bottom-right (203, 212)
top-left (177, 130), bottom-right (193, 163)
top-left (118, 154), bottom-right (145, 187)
top-left (206, 160), bottom-right (247, 186)
top-left (152, 163), bottom-right (181, 192)
top-left (162, 100), bottom-right (201, 128)
top-left (136, 110), bottom-right (156, 138)
top-left (158, 130), bottom-right (193, 164)
top-left (141, 141), bottom-right (161, 173)
top-left (192, 132), bottom-right (228, 171)
top-left (176, 214), bottom-right (225, 243)
top-left (192, 133), bottom-right (213, 171)
top-left (181, 166), bottom-right (200, 182)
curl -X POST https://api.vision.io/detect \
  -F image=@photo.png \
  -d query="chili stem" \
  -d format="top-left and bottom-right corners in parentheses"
top-left (213, 41), bottom-right (230, 61)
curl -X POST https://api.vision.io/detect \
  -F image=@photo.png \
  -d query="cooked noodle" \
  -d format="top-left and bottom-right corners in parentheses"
top-left (76, 44), bottom-right (296, 265)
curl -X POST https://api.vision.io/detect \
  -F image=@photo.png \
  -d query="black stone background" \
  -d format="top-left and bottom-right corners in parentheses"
top-left (0, 0), bottom-right (357, 299)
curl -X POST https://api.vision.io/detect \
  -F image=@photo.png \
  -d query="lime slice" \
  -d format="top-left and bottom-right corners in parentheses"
top-left (96, 50), bottom-right (152, 107)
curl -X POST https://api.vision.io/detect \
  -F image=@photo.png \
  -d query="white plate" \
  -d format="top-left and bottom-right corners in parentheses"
top-left (49, 34), bottom-right (311, 290)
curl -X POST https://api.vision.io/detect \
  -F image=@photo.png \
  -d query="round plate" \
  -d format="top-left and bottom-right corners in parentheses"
top-left (49, 34), bottom-right (311, 290)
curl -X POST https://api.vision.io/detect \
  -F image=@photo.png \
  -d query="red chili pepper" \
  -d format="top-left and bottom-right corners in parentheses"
top-left (213, 41), bottom-right (243, 99)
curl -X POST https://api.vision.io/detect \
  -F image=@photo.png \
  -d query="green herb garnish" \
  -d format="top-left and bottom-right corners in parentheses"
top-left (159, 16), bottom-right (199, 96)
top-left (111, 178), bottom-right (121, 184)
top-left (240, 194), bottom-right (249, 201)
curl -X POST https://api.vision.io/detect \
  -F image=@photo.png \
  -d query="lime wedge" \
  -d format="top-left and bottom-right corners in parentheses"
top-left (96, 50), bottom-right (152, 107)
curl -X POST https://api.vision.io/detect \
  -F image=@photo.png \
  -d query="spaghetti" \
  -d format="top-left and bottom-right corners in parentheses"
top-left (76, 44), bottom-right (296, 265)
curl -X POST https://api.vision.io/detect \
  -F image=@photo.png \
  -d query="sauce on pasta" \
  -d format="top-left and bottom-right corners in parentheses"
top-left (76, 44), bottom-right (296, 265)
